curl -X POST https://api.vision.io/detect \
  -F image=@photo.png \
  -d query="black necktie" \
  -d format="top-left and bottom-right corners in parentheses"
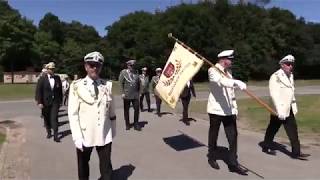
top-left (93, 81), bottom-right (99, 99)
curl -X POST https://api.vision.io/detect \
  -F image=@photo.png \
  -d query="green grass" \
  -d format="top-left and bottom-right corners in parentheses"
top-left (188, 95), bottom-right (320, 136)
top-left (193, 80), bottom-right (320, 92)
top-left (247, 79), bottom-right (320, 87)
top-left (0, 84), bottom-right (36, 100)
top-left (0, 133), bottom-right (5, 145)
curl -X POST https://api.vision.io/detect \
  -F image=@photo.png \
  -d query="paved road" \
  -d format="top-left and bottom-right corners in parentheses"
top-left (0, 86), bottom-right (320, 179)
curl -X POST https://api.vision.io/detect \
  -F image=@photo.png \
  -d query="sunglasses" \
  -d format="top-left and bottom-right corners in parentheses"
top-left (87, 62), bottom-right (102, 68)
top-left (284, 62), bottom-right (294, 66)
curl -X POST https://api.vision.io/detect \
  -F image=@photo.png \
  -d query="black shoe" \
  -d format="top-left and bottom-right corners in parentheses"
top-left (125, 126), bottom-right (130, 130)
top-left (299, 153), bottom-right (311, 158)
top-left (157, 113), bottom-right (162, 117)
top-left (148, 109), bottom-right (152, 112)
top-left (292, 153), bottom-right (310, 160)
top-left (182, 119), bottom-right (190, 126)
top-left (53, 136), bottom-right (60, 143)
top-left (208, 160), bottom-right (220, 170)
top-left (134, 125), bottom-right (141, 131)
top-left (262, 147), bottom-right (276, 155)
top-left (46, 130), bottom-right (52, 139)
top-left (228, 165), bottom-right (248, 176)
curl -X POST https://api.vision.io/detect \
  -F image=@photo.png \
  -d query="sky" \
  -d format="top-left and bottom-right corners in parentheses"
top-left (7, 0), bottom-right (320, 37)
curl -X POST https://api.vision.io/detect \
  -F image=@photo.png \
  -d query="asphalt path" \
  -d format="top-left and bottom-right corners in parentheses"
top-left (0, 85), bottom-right (319, 179)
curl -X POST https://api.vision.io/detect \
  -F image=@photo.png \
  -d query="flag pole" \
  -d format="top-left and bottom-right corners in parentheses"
top-left (168, 33), bottom-right (277, 115)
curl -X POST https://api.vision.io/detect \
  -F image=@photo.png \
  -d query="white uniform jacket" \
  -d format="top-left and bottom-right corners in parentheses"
top-left (269, 69), bottom-right (298, 118)
top-left (68, 76), bottom-right (116, 147)
top-left (207, 64), bottom-right (238, 116)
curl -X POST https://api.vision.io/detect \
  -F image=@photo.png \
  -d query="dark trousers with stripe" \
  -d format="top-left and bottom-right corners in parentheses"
top-left (123, 98), bottom-right (139, 128)
top-left (140, 92), bottom-right (150, 111)
top-left (263, 109), bottom-right (301, 156)
top-left (181, 95), bottom-right (191, 119)
top-left (77, 143), bottom-right (112, 180)
top-left (155, 95), bottom-right (162, 114)
top-left (208, 114), bottom-right (238, 166)
top-left (43, 103), bottom-right (59, 135)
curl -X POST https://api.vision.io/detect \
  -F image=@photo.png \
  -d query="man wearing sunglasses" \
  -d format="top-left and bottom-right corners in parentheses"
top-left (119, 60), bottom-right (142, 131)
top-left (261, 54), bottom-right (310, 160)
top-left (68, 51), bottom-right (116, 180)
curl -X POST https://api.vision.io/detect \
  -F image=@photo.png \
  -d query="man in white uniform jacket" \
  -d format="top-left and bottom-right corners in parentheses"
top-left (261, 54), bottom-right (310, 160)
top-left (207, 50), bottom-right (248, 175)
top-left (68, 51), bottom-right (116, 180)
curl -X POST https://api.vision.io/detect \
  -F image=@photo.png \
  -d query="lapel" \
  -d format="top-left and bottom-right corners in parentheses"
top-left (277, 69), bottom-right (293, 88)
top-left (96, 79), bottom-right (109, 104)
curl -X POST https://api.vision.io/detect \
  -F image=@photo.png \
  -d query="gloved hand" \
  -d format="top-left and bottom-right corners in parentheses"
top-left (38, 103), bottom-right (44, 109)
top-left (278, 113), bottom-right (287, 120)
top-left (121, 94), bottom-right (125, 98)
top-left (74, 139), bottom-right (84, 151)
top-left (233, 80), bottom-right (247, 90)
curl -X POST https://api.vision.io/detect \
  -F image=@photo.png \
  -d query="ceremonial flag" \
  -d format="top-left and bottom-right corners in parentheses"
top-left (155, 42), bottom-right (203, 108)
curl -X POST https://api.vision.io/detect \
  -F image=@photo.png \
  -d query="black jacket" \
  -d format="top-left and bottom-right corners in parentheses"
top-left (35, 74), bottom-right (63, 106)
top-left (180, 81), bottom-right (196, 98)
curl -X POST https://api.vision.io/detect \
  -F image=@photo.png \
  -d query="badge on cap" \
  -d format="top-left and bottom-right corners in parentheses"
top-left (84, 51), bottom-right (104, 64)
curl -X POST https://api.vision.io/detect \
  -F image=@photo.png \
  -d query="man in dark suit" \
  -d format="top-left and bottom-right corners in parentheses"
top-left (35, 62), bottom-right (63, 142)
top-left (180, 80), bottom-right (196, 126)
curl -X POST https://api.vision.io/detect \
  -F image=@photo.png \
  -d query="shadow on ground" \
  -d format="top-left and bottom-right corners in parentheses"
top-left (258, 141), bottom-right (292, 157)
top-left (163, 134), bottom-right (205, 151)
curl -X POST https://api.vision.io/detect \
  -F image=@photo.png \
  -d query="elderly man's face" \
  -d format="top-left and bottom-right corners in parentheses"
top-left (219, 58), bottom-right (232, 69)
top-left (281, 62), bottom-right (294, 74)
top-left (47, 68), bottom-right (54, 75)
top-left (127, 64), bottom-right (134, 71)
top-left (85, 62), bottom-right (102, 80)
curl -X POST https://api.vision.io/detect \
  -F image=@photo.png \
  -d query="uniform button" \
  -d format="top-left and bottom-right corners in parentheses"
top-left (98, 124), bottom-right (100, 126)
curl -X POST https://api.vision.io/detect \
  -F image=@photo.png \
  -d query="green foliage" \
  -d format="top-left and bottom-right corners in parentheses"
top-left (0, 0), bottom-right (320, 81)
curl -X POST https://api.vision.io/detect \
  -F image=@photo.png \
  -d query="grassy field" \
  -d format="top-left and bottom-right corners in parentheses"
top-left (0, 84), bottom-right (36, 100)
top-left (194, 80), bottom-right (320, 92)
top-left (0, 79), bottom-right (319, 100)
top-left (0, 132), bottom-right (5, 145)
top-left (188, 95), bottom-right (320, 137)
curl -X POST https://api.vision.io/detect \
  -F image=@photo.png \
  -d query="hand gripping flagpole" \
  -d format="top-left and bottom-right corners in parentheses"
top-left (168, 33), bottom-right (277, 115)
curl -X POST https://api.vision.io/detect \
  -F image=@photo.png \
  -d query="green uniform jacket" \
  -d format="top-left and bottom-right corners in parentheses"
top-left (119, 69), bottom-right (140, 99)
top-left (150, 75), bottom-right (160, 94)
top-left (139, 74), bottom-right (150, 93)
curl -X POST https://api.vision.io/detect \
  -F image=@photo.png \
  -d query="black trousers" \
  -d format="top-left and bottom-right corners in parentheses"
top-left (43, 103), bottom-right (59, 134)
top-left (77, 143), bottom-right (112, 180)
top-left (263, 110), bottom-right (301, 155)
top-left (208, 114), bottom-right (238, 166)
top-left (181, 95), bottom-right (191, 119)
top-left (154, 95), bottom-right (162, 114)
top-left (140, 92), bottom-right (150, 110)
top-left (123, 98), bottom-right (139, 127)
top-left (63, 90), bottom-right (69, 105)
